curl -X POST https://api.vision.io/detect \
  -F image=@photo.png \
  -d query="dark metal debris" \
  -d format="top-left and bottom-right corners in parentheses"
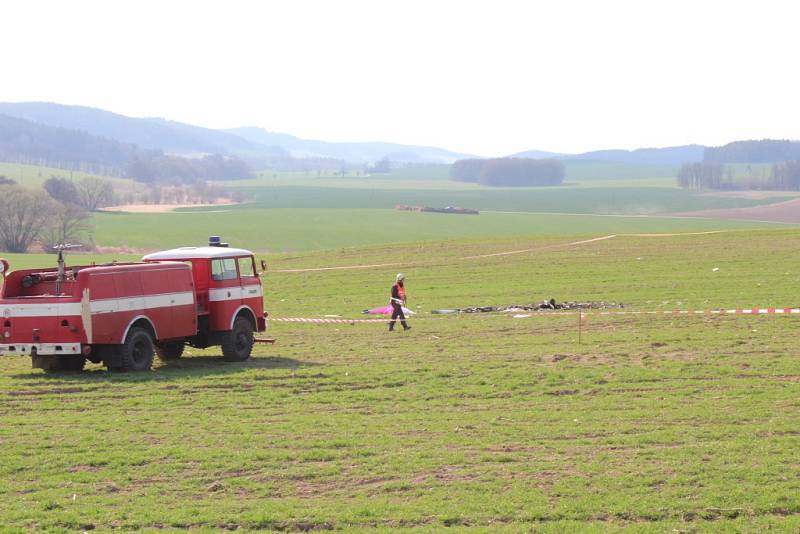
top-left (431, 299), bottom-right (624, 314)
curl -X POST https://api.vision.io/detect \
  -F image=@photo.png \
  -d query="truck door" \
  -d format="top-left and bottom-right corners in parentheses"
top-left (237, 256), bottom-right (263, 318)
top-left (191, 260), bottom-right (210, 315)
top-left (208, 257), bottom-right (240, 332)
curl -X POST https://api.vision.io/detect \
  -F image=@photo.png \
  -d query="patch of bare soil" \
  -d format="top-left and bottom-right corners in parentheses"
top-left (100, 199), bottom-right (238, 213)
top-left (412, 465), bottom-right (479, 484)
top-left (673, 198), bottom-right (800, 224)
top-left (68, 464), bottom-right (102, 473)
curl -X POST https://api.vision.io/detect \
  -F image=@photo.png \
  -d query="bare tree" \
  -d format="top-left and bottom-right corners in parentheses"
top-left (40, 203), bottom-right (93, 250)
top-left (676, 162), bottom-right (726, 190)
top-left (0, 187), bottom-right (57, 252)
top-left (76, 177), bottom-right (115, 211)
top-left (43, 176), bottom-right (81, 205)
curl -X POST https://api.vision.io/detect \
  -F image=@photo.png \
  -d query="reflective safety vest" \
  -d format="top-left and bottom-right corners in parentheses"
top-left (391, 283), bottom-right (406, 303)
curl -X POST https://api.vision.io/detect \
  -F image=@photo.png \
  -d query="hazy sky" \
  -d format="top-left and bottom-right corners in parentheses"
top-left (2, 0), bottom-right (799, 156)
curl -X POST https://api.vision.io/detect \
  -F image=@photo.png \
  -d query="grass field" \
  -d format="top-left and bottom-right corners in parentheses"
top-left (220, 163), bottom-right (786, 216)
top-left (3, 161), bottom-right (796, 255)
top-left (90, 208), bottom-right (789, 253)
top-left (0, 162), bottom-right (125, 189)
top-left (104, 160), bottom-right (793, 254)
top-left (225, 185), bottom-right (791, 213)
top-left (1, 229), bottom-right (800, 531)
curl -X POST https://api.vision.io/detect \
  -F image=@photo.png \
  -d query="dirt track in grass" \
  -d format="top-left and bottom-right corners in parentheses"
top-left (271, 231), bottom-right (732, 272)
top-left (273, 235), bottom-right (621, 272)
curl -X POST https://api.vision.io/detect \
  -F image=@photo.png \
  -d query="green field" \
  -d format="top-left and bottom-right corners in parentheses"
top-left (3, 161), bottom-right (800, 530)
top-left (2, 161), bottom-right (796, 255)
top-left (223, 184), bottom-right (789, 213)
top-left (0, 162), bottom-right (125, 189)
top-left (92, 208), bottom-right (788, 253)
top-left (89, 163), bottom-right (796, 253)
top-left (187, 164), bottom-right (795, 254)
top-left (1, 229), bottom-right (799, 531)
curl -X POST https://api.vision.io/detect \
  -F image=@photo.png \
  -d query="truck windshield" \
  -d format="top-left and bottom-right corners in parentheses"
top-left (211, 258), bottom-right (238, 281)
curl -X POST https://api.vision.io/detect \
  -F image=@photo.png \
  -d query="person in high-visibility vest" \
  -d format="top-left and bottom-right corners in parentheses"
top-left (389, 273), bottom-right (411, 331)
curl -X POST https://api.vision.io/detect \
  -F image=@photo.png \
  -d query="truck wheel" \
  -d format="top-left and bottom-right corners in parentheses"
top-left (222, 317), bottom-right (254, 362)
top-left (156, 341), bottom-right (184, 361)
top-left (120, 327), bottom-right (155, 372)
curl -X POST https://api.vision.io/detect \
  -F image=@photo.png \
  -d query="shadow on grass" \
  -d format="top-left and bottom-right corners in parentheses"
top-left (160, 355), bottom-right (316, 371)
top-left (9, 355), bottom-right (318, 382)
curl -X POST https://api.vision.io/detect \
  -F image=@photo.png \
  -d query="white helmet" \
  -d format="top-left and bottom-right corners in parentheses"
top-left (396, 273), bottom-right (405, 281)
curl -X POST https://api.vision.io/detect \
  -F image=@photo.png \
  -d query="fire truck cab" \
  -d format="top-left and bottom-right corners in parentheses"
top-left (0, 237), bottom-right (267, 372)
top-left (142, 240), bottom-right (267, 357)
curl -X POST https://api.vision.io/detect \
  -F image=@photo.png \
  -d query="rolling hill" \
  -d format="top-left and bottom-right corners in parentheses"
top-left (0, 102), bottom-right (473, 165)
top-left (0, 102), bottom-right (285, 158)
top-left (512, 144), bottom-right (705, 165)
top-left (0, 113), bottom-right (144, 173)
top-left (227, 126), bottom-right (473, 164)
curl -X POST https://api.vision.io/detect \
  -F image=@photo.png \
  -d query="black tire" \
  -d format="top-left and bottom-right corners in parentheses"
top-left (156, 341), bottom-right (185, 361)
top-left (221, 316), bottom-right (254, 362)
top-left (120, 327), bottom-right (155, 372)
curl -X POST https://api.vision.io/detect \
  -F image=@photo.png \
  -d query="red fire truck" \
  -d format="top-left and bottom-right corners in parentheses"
top-left (0, 238), bottom-right (267, 372)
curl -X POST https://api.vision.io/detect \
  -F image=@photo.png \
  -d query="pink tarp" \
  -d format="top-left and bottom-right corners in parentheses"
top-left (365, 305), bottom-right (415, 316)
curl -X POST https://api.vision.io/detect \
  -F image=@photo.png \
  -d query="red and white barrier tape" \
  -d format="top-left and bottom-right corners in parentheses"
top-left (268, 307), bottom-right (800, 324)
top-left (577, 307), bottom-right (800, 317)
top-left (270, 317), bottom-right (398, 324)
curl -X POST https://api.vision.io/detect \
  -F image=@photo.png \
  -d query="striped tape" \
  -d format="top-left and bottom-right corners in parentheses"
top-left (567, 307), bottom-right (800, 317)
top-left (268, 307), bottom-right (800, 324)
top-left (270, 317), bottom-right (397, 324)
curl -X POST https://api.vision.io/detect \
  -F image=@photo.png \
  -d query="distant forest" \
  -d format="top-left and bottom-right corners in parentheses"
top-left (0, 114), bottom-right (142, 175)
top-left (704, 140), bottom-right (800, 164)
top-left (126, 154), bottom-right (250, 183)
top-left (674, 140), bottom-right (800, 190)
top-left (678, 161), bottom-right (800, 191)
top-left (451, 158), bottom-right (565, 187)
top-left (0, 114), bottom-right (251, 183)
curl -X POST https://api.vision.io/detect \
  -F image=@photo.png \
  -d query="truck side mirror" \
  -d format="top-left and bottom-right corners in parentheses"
top-left (260, 259), bottom-right (267, 273)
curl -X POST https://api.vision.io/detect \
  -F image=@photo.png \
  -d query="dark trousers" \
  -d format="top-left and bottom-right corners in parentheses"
top-left (389, 303), bottom-right (408, 330)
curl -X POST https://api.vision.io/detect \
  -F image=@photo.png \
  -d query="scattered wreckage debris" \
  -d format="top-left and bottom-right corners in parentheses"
top-left (431, 299), bottom-right (624, 314)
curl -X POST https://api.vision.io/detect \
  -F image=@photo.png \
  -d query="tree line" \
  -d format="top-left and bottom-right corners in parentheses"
top-left (451, 158), bottom-right (565, 187)
top-left (677, 161), bottom-right (800, 191)
top-left (676, 162), bottom-right (727, 189)
top-left (125, 153), bottom-right (250, 184)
